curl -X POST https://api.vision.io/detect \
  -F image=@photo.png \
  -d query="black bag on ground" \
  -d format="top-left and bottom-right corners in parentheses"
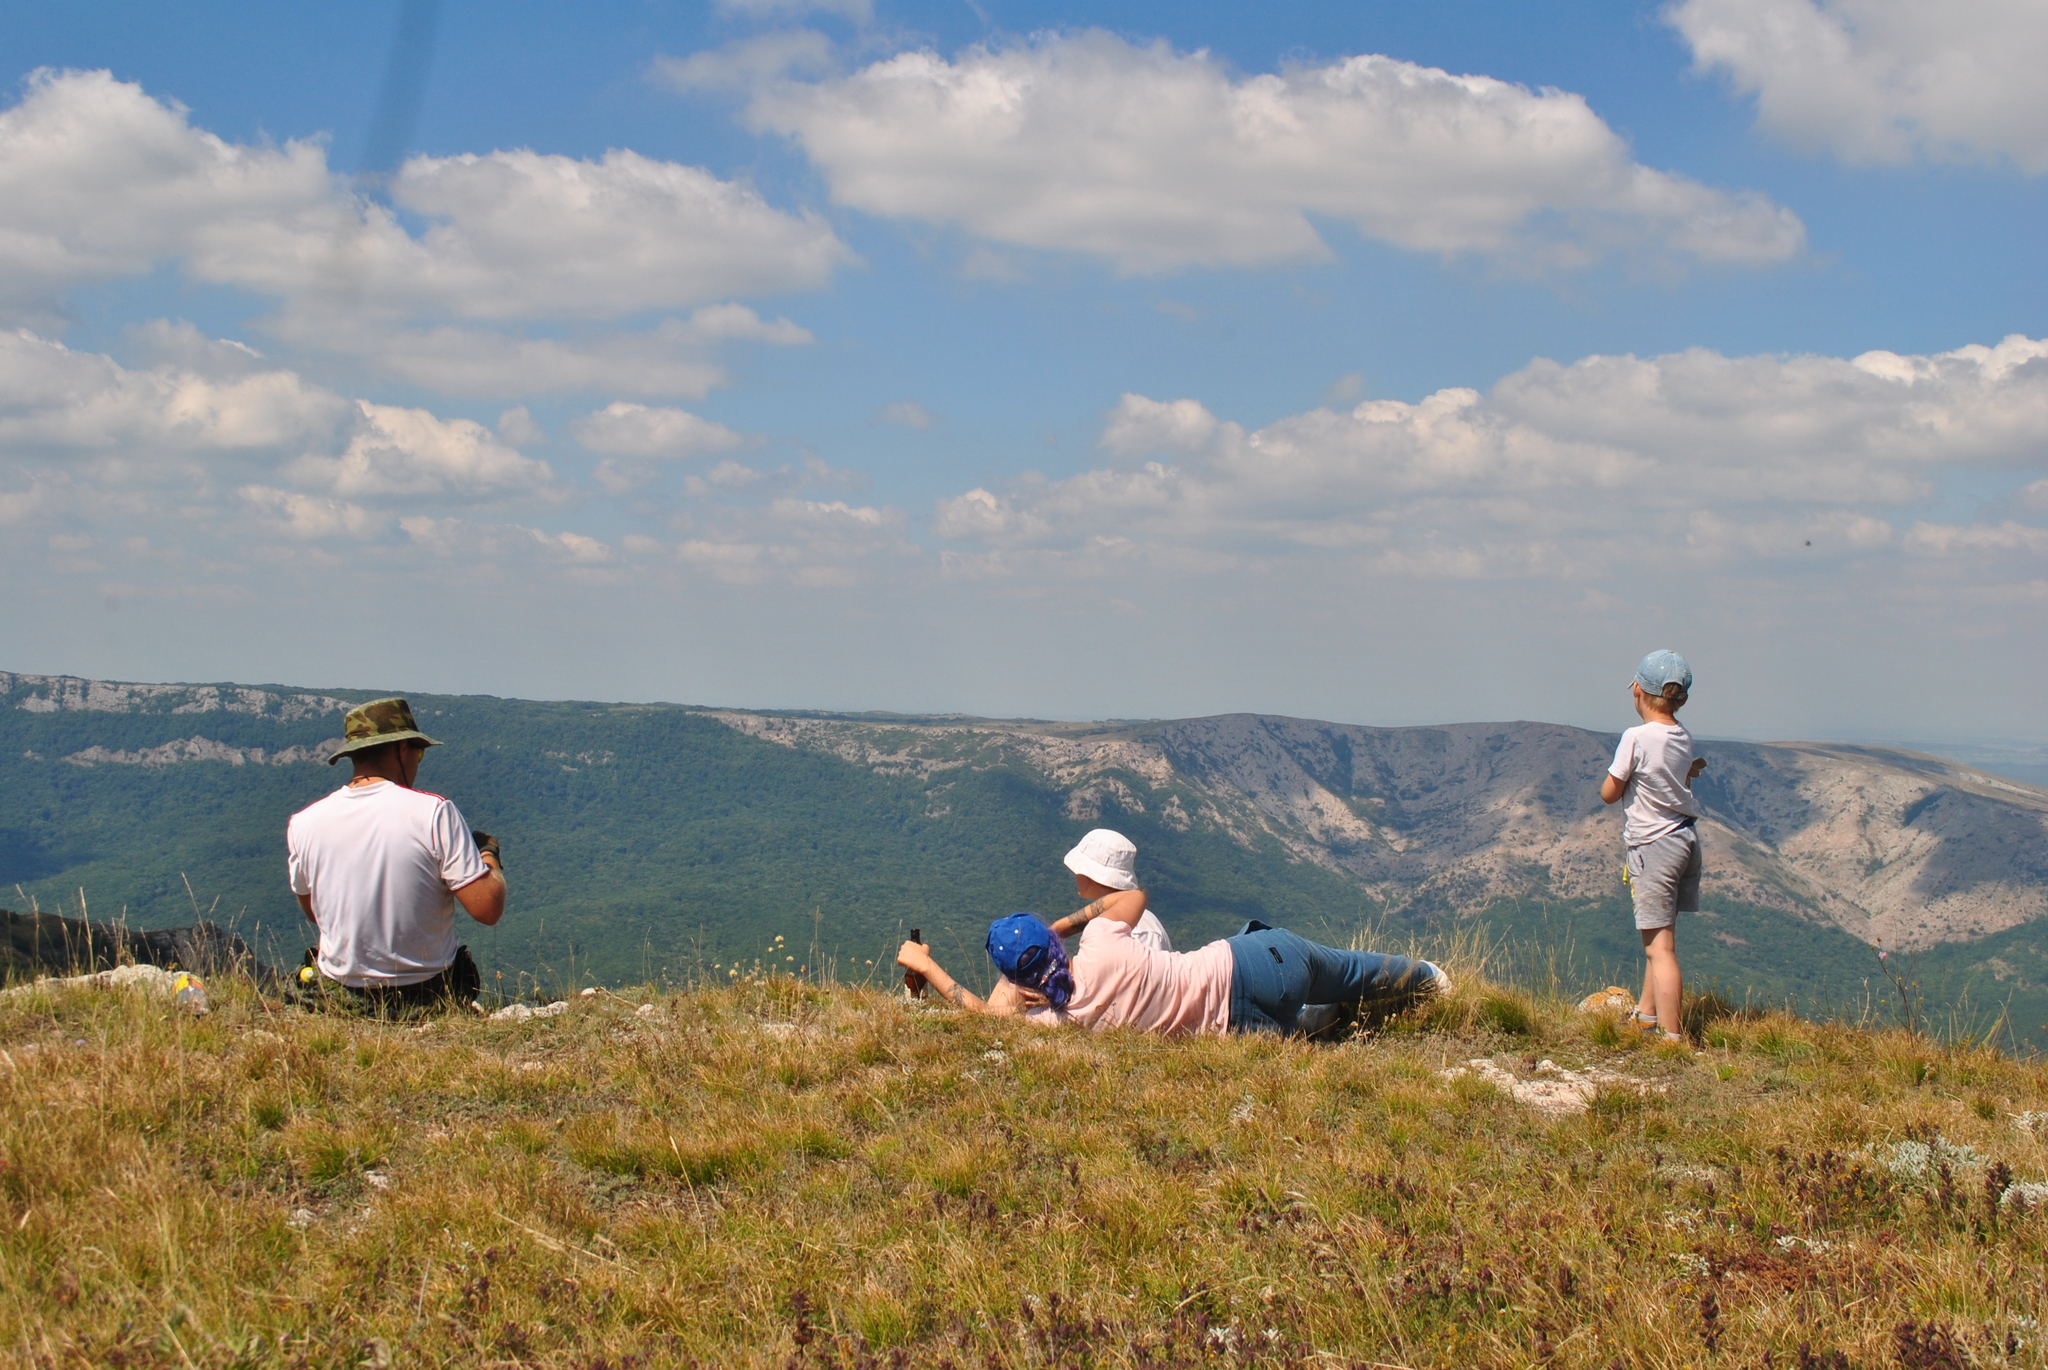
top-left (290, 945), bottom-right (482, 1018)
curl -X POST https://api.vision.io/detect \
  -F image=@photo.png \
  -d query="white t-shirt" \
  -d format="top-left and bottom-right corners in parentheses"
top-left (1608, 721), bottom-right (1701, 847)
top-left (287, 780), bottom-right (489, 986)
top-left (1132, 908), bottom-right (1172, 952)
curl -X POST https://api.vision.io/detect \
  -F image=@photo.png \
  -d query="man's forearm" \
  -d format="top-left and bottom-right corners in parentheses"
top-left (1050, 897), bottom-right (1110, 939)
top-left (920, 962), bottom-right (988, 1013)
top-left (455, 860), bottom-right (506, 926)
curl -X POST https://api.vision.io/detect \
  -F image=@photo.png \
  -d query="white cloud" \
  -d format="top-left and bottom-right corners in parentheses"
top-left (0, 327), bottom-right (555, 514)
top-left (0, 70), bottom-right (847, 394)
top-left (877, 400), bottom-right (937, 429)
top-left (1903, 520), bottom-right (2048, 557)
top-left (572, 402), bottom-right (751, 458)
top-left (237, 485), bottom-right (388, 541)
top-left (0, 323), bottom-right (911, 591)
top-left (267, 148), bottom-right (850, 322)
top-left (673, 495), bottom-right (913, 586)
top-left (0, 327), bottom-right (348, 459)
top-left (933, 335), bottom-right (2048, 582)
top-left (1670, 0), bottom-right (2048, 172)
top-left (655, 33), bottom-right (839, 96)
top-left (0, 69), bottom-right (329, 322)
top-left (389, 518), bottom-right (614, 573)
top-left (496, 406), bottom-right (543, 445)
top-left (1100, 394), bottom-right (1218, 456)
top-left (285, 401), bottom-right (557, 499)
top-left (740, 30), bottom-right (1805, 272)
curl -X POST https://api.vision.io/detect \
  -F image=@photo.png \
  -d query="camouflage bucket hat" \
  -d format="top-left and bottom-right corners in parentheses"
top-left (327, 697), bottom-right (440, 765)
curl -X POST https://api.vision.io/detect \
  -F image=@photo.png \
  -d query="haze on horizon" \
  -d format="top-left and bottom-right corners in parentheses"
top-left (1, 0), bottom-right (2044, 748)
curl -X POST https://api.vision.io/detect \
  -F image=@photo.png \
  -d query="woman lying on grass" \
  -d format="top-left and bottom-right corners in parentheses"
top-left (895, 835), bottom-right (1450, 1037)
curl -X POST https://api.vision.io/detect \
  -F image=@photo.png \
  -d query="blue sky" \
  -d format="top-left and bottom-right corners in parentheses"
top-left (2, 0), bottom-right (2044, 746)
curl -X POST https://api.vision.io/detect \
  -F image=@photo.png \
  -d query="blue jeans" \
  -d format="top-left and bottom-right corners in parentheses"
top-left (1225, 922), bottom-right (1434, 1035)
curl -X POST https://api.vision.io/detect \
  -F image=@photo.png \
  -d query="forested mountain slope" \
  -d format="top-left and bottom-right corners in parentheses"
top-left (4, 672), bottom-right (2044, 1042)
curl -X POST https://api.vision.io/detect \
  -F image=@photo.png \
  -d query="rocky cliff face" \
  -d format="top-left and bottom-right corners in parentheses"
top-left (0, 673), bottom-right (350, 722)
top-left (712, 711), bottom-right (2048, 951)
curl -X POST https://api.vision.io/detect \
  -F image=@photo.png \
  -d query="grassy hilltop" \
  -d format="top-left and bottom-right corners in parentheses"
top-left (2, 954), bottom-right (2044, 1369)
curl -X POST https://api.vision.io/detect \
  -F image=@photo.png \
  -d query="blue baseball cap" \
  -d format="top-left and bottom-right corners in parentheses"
top-left (985, 913), bottom-right (1073, 1008)
top-left (1634, 649), bottom-right (1693, 696)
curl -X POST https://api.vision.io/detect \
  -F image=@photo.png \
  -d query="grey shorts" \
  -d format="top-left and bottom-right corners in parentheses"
top-left (1627, 826), bottom-right (1701, 930)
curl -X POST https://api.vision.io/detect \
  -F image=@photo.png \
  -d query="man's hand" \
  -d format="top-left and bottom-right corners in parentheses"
top-left (455, 834), bottom-right (507, 925)
top-left (1688, 757), bottom-right (1707, 781)
top-left (897, 940), bottom-right (936, 976)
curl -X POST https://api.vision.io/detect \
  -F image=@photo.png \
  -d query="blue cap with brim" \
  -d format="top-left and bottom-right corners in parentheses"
top-left (986, 913), bottom-right (1074, 1008)
top-left (1634, 649), bottom-right (1693, 696)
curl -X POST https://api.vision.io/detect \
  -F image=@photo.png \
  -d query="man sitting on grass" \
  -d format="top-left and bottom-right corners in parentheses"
top-left (895, 840), bottom-right (1448, 1036)
top-left (286, 697), bottom-right (505, 1015)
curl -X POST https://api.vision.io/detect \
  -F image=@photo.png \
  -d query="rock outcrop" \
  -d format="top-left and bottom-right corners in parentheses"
top-left (0, 908), bottom-right (278, 986)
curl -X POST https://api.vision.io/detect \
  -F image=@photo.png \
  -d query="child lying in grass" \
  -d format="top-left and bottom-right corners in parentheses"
top-left (895, 842), bottom-right (1448, 1036)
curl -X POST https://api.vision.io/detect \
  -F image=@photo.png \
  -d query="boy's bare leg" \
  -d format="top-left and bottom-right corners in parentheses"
top-left (1637, 957), bottom-right (1655, 1022)
top-left (1639, 926), bottom-right (1681, 1034)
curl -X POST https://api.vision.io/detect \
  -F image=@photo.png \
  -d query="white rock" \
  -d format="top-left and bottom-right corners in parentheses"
top-left (1440, 1057), bottom-right (1664, 1118)
top-left (0, 963), bottom-right (208, 1013)
top-left (490, 1000), bottom-right (570, 1021)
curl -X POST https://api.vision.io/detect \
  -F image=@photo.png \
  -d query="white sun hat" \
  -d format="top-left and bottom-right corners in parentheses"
top-left (1063, 828), bottom-right (1138, 891)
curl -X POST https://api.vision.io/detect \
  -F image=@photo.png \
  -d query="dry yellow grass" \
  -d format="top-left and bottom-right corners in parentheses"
top-left (0, 965), bottom-right (2042, 1369)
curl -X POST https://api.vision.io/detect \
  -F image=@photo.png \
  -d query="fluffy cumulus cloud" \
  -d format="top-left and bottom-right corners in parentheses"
top-left (572, 402), bottom-right (751, 459)
top-left (1670, 0), bottom-right (2048, 172)
top-left (734, 30), bottom-right (1805, 272)
top-left (262, 149), bottom-right (849, 323)
top-left (934, 335), bottom-right (2048, 584)
top-left (0, 326), bottom-right (350, 468)
top-left (284, 402), bottom-right (555, 500)
top-left (0, 70), bottom-right (846, 393)
top-left (0, 328), bottom-right (557, 536)
top-left (0, 70), bottom-right (328, 322)
top-left (0, 323), bottom-right (907, 589)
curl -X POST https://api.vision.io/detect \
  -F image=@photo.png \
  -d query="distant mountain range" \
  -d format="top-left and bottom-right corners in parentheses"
top-left (4, 672), bottom-right (2045, 1044)
top-left (717, 710), bottom-right (2048, 951)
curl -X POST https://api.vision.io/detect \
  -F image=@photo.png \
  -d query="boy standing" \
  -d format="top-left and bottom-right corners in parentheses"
top-left (1600, 650), bottom-right (1707, 1042)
